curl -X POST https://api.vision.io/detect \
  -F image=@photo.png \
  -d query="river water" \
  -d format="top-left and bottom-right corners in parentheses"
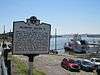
top-left (0, 36), bottom-right (100, 53)
top-left (50, 36), bottom-right (100, 52)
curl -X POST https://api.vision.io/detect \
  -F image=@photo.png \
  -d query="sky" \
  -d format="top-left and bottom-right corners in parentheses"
top-left (0, 0), bottom-right (100, 35)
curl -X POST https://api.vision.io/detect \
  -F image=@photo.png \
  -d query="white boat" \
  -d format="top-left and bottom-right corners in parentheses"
top-left (64, 34), bottom-right (100, 53)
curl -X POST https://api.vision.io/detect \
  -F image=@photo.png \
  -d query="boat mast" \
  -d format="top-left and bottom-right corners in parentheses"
top-left (55, 28), bottom-right (57, 51)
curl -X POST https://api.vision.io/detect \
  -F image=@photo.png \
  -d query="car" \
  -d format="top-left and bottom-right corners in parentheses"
top-left (61, 58), bottom-right (80, 71)
top-left (76, 59), bottom-right (96, 71)
top-left (90, 58), bottom-right (100, 72)
top-left (90, 58), bottom-right (100, 65)
top-left (96, 65), bottom-right (100, 73)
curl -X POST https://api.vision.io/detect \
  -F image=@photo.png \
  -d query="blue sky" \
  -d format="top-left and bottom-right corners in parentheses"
top-left (0, 0), bottom-right (100, 35)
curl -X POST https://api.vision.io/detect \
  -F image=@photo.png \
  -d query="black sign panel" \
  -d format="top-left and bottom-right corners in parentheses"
top-left (13, 21), bottom-right (51, 54)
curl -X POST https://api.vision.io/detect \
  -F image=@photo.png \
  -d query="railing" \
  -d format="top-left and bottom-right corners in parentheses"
top-left (0, 48), bottom-right (8, 75)
top-left (1, 57), bottom-right (8, 75)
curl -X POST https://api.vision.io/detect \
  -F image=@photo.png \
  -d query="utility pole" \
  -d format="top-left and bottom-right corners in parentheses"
top-left (55, 28), bottom-right (57, 51)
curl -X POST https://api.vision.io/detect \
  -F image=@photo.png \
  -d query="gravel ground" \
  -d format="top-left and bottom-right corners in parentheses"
top-left (12, 54), bottom-right (98, 75)
top-left (34, 54), bottom-right (97, 75)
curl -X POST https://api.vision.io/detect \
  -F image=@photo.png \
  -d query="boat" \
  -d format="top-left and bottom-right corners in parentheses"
top-left (65, 34), bottom-right (100, 54)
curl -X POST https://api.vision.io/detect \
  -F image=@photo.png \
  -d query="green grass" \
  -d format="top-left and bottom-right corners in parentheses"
top-left (12, 56), bottom-right (46, 75)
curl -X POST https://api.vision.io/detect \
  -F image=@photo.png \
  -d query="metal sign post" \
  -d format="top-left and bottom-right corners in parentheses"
top-left (28, 58), bottom-right (33, 75)
top-left (25, 54), bottom-right (38, 75)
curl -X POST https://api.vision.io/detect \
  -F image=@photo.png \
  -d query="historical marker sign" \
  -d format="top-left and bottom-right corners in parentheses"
top-left (13, 16), bottom-right (51, 54)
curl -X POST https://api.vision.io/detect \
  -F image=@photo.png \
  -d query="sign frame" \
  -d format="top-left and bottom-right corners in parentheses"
top-left (13, 17), bottom-right (51, 55)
